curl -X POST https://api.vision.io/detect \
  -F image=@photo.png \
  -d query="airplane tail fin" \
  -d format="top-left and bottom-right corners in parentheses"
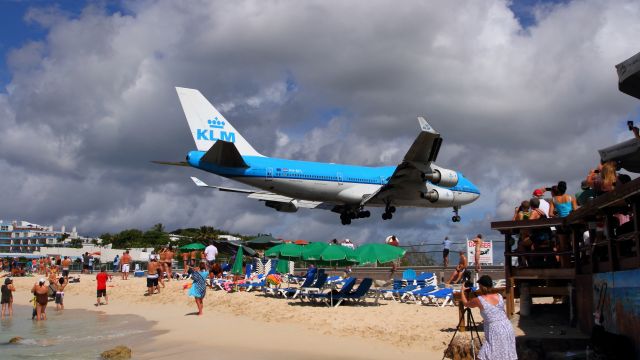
top-left (175, 87), bottom-right (263, 156)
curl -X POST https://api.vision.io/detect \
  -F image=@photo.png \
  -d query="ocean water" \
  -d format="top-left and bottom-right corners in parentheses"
top-left (0, 306), bottom-right (161, 359)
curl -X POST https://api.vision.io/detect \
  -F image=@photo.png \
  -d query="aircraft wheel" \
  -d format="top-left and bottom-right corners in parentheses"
top-left (387, 213), bottom-right (393, 219)
top-left (363, 210), bottom-right (371, 218)
top-left (382, 213), bottom-right (389, 220)
top-left (452, 216), bottom-right (461, 222)
top-left (389, 206), bottom-right (396, 213)
top-left (350, 212), bottom-right (357, 219)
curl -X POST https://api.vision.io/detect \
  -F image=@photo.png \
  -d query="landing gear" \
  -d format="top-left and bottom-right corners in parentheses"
top-left (340, 208), bottom-right (370, 225)
top-left (382, 204), bottom-right (396, 220)
top-left (452, 207), bottom-right (461, 222)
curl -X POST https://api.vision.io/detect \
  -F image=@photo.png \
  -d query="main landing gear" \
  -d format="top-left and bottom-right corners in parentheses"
top-left (340, 208), bottom-right (371, 225)
top-left (382, 205), bottom-right (396, 221)
top-left (452, 206), bottom-right (461, 222)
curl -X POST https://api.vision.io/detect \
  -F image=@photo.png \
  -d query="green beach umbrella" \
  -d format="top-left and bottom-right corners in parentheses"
top-left (275, 259), bottom-right (290, 274)
top-left (231, 246), bottom-right (244, 275)
top-left (179, 242), bottom-right (206, 251)
top-left (303, 244), bottom-right (358, 264)
top-left (354, 243), bottom-right (406, 265)
top-left (265, 243), bottom-right (304, 260)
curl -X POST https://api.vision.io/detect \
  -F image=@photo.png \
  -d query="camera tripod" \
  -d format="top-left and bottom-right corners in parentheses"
top-left (442, 307), bottom-right (483, 360)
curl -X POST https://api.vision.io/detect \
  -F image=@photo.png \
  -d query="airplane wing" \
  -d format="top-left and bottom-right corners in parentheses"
top-left (361, 117), bottom-right (442, 205)
top-left (190, 177), bottom-right (333, 210)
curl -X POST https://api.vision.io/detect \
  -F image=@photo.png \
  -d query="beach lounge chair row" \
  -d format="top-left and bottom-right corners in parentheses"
top-left (301, 277), bottom-right (374, 307)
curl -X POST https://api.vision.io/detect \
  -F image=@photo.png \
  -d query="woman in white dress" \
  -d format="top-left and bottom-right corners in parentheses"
top-left (460, 275), bottom-right (517, 360)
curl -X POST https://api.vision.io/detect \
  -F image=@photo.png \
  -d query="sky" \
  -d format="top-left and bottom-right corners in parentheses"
top-left (1, 0), bottom-right (640, 257)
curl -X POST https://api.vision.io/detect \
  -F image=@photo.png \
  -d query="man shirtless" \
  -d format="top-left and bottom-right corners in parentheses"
top-left (181, 251), bottom-right (190, 271)
top-left (162, 246), bottom-right (175, 280)
top-left (446, 251), bottom-right (468, 285)
top-left (472, 234), bottom-right (483, 273)
top-left (61, 256), bottom-right (71, 278)
top-left (146, 256), bottom-right (160, 296)
top-left (190, 250), bottom-right (198, 267)
top-left (120, 251), bottom-right (132, 280)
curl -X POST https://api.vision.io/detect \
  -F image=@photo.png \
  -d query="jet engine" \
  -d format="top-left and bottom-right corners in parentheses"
top-left (422, 165), bottom-right (458, 187)
top-left (421, 188), bottom-right (455, 206)
top-left (265, 201), bottom-right (298, 213)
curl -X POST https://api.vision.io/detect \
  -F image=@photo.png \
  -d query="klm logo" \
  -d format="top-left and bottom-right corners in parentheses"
top-left (196, 115), bottom-right (236, 143)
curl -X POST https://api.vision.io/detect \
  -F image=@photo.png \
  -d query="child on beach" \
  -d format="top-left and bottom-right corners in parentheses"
top-left (187, 262), bottom-right (208, 316)
top-left (1, 277), bottom-right (15, 319)
top-left (95, 267), bottom-right (109, 306)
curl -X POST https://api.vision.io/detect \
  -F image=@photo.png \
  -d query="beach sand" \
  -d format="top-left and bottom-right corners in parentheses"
top-left (6, 274), bottom-right (515, 359)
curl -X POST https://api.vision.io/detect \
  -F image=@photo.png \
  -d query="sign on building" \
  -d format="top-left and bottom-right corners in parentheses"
top-left (467, 239), bottom-right (493, 265)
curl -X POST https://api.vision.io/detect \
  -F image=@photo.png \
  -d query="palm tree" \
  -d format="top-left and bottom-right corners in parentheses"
top-left (195, 226), bottom-right (215, 244)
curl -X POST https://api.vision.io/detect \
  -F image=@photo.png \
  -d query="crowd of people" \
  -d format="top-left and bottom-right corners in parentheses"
top-left (511, 160), bottom-right (634, 268)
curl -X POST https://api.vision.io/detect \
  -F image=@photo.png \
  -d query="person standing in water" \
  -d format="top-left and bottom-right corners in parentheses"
top-left (31, 278), bottom-right (49, 321)
top-left (55, 276), bottom-right (68, 311)
top-left (1, 277), bottom-right (15, 319)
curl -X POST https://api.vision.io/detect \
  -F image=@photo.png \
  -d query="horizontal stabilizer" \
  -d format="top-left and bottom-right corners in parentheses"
top-left (201, 141), bottom-right (249, 168)
top-left (151, 161), bottom-right (189, 167)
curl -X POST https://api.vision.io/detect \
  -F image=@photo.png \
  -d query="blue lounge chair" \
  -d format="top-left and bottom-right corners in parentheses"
top-left (276, 273), bottom-right (315, 298)
top-left (296, 273), bottom-right (328, 299)
top-left (422, 288), bottom-right (454, 307)
top-left (401, 285), bottom-right (437, 303)
top-left (305, 277), bottom-right (358, 306)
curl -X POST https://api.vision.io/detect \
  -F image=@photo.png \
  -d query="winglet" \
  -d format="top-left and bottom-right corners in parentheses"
top-left (190, 177), bottom-right (209, 187)
top-left (417, 116), bottom-right (438, 134)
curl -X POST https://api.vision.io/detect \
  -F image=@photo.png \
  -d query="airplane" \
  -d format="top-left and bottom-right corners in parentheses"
top-left (154, 87), bottom-right (480, 225)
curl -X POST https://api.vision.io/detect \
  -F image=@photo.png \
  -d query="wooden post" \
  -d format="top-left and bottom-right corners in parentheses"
top-left (520, 282), bottom-right (531, 316)
top-left (572, 225), bottom-right (581, 275)
top-left (605, 214), bottom-right (618, 271)
top-left (507, 277), bottom-right (515, 318)
top-left (458, 298), bottom-right (466, 331)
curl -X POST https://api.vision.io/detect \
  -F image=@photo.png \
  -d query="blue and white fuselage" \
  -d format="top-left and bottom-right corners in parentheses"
top-left (163, 87), bottom-right (480, 224)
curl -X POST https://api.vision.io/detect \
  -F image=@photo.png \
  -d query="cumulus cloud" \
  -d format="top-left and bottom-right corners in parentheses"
top-left (1, 0), bottom-right (640, 249)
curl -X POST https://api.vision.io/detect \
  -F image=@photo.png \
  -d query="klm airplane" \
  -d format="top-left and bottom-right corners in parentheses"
top-left (155, 87), bottom-right (480, 225)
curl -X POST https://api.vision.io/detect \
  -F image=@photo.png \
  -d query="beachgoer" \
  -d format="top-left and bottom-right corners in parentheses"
top-left (443, 237), bottom-right (452, 267)
top-left (88, 256), bottom-right (95, 274)
top-left (113, 255), bottom-right (119, 273)
top-left (1, 277), bottom-right (15, 319)
top-left (341, 238), bottom-right (355, 250)
top-left (575, 180), bottom-right (595, 206)
top-left (532, 188), bottom-right (550, 217)
top-left (121, 250), bottom-right (131, 280)
top-left (473, 234), bottom-right (482, 273)
top-left (513, 200), bottom-right (531, 221)
top-left (385, 235), bottom-right (400, 247)
top-left (190, 250), bottom-right (198, 267)
top-left (181, 251), bottom-right (189, 270)
top-left (61, 256), bottom-right (71, 278)
top-left (586, 161), bottom-right (617, 195)
top-left (446, 251), bottom-right (468, 285)
top-left (82, 253), bottom-right (90, 274)
top-left (31, 278), bottom-right (49, 321)
top-left (163, 246), bottom-right (175, 280)
top-left (460, 275), bottom-right (517, 360)
top-left (187, 262), bottom-right (208, 316)
top-left (204, 241), bottom-right (218, 270)
top-left (146, 256), bottom-right (160, 296)
top-left (549, 181), bottom-right (578, 218)
top-left (95, 267), bottom-right (109, 306)
top-left (55, 276), bottom-right (68, 311)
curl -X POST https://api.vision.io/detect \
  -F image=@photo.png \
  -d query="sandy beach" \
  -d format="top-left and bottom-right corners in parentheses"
top-left (5, 274), bottom-right (519, 359)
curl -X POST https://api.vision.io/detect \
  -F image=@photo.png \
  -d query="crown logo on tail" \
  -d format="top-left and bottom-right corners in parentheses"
top-left (207, 116), bottom-right (225, 129)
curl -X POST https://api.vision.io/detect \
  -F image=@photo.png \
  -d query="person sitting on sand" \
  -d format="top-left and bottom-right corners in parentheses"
top-left (1, 277), bottom-right (15, 319)
top-left (445, 251), bottom-right (468, 285)
top-left (187, 262), bottom-right (208, 316)
top-left (96, 267), bottom-right (109, 306)
top-left (32, 278), bottom-right (49, 321)
top-left (460, 275), bottom-right (517, 359)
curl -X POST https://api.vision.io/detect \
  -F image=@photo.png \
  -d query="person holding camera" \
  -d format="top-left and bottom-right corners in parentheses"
top-left (460, 275), bottom-right (517, 360)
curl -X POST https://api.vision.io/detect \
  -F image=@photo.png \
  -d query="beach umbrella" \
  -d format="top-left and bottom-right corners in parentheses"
top-left (303, 244), bottom-right (358, 264)
top-left (265, 243), bottom-right (304, 260)
top-left (275, 259), bottom-right (290, 274)
top-left (179, 243), bottom-right (206, 251)
top-left (231, 246), bottom-right (244, 275)
top-left (294, 239), bottom-right (309, 245)
top-left (354, 243), bottom-right (406, 266)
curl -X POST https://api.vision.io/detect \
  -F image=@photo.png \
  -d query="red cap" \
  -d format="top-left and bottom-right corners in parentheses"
top-left (533, 188), bottom-right (545, 196)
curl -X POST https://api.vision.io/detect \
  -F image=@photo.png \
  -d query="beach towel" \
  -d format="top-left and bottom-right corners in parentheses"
top-left (266, 274), bottom-right (282, 286)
